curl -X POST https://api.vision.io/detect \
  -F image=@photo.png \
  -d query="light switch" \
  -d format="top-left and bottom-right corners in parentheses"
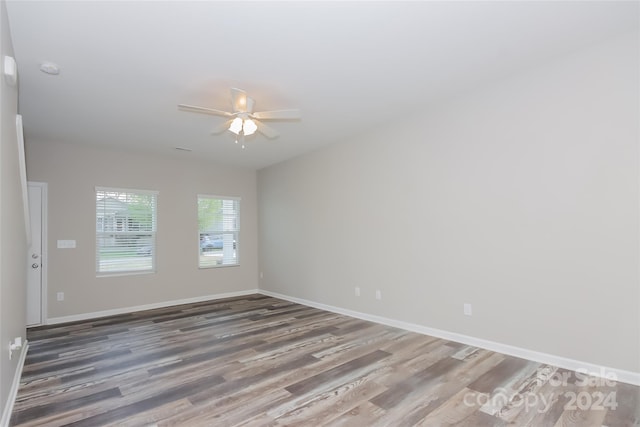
top-left (464, 303), bottom-right (473, 316)
top-left (57, 240), bottom-right (76, 249)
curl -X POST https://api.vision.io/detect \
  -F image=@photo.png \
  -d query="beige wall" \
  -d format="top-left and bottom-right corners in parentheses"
top-left (0, 0), bottom-right (26, 416)
top-left (258, 32), bottom-right (640, 373)
top-left (26, 141), bottom-right (258, 319)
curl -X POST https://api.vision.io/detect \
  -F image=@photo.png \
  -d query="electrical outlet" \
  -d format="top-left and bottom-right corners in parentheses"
top-left (375, 290), bottom-right (382, 300)
top-left (57, 292), bottom-right (64, 301)
top-left (355, 287), bottom-right (360, 297)
top-left (8, 337), bottom-right (22, 360)
top-left (464, 303), bottom-right (472, 316)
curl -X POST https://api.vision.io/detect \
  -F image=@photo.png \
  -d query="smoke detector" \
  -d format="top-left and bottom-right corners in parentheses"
top-left (39, 61), bottom-right (60, 75)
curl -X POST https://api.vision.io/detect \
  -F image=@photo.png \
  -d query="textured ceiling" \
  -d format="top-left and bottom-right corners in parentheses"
top-left (6, 1), bottom-right (639, 169)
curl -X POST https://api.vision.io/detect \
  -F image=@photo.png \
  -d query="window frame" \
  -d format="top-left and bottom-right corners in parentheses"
top-left (197, 194), bottom-right (240, 269)
top-left (95, 186), bottom-right (158, 277)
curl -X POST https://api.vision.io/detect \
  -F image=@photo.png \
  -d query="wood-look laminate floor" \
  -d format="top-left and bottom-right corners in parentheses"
top-left (11, 295), bottom-right (639, 427)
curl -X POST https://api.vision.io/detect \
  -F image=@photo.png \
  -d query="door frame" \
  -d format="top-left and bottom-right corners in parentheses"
top-left (28, 181), bottom-right (48, 325)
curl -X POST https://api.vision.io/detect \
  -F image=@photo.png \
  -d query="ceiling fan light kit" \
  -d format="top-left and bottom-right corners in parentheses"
top-left (178, 87), bottom-right (300, 144)
top-left (242, 119), bottom-right (257, 136)
top-left (229, 117), bottom-right (243, 135)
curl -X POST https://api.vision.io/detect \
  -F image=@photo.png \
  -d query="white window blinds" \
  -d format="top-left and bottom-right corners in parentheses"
top-left (198, 195), bottom-right (240, 268)
top-left (96, 187), bottom-right (158, 275)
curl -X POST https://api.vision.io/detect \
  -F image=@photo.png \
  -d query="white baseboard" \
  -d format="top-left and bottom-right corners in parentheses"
top-left (1, 341), bottom-right (29, 427)
top-left (39, 287), bottom-right (640, 387)
top-left (46, 289), bottom-right (259, 325)
top-left (259, 289), bottom-right (640, 387)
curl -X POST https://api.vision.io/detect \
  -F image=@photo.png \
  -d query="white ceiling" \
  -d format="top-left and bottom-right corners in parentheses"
top-left (6, 1), bottom-right (639, 170)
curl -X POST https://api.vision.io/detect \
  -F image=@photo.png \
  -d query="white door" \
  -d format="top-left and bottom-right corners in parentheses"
top-left (27, 183), bottom-right (44, 325)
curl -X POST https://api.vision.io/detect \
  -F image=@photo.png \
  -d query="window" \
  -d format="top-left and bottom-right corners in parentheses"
top-left (198, 195), bottom-right (239, 268)
top-left (96, 187), bottom-right (157, 275)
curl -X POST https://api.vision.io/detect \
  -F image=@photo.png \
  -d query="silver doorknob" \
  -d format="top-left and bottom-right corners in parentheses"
top-left (32, 254), bottom-right (39, 259)
top-left (32, 263), bottom-right (39, 269)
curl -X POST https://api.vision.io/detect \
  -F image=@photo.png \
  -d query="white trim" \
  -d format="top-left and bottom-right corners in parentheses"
top-left (16, 115), bottom-right (30, 245)
top-left (258, 289), bottom-right (640, 387)
top-left (0, 342), bottom-right (29, 427)
top-left (198, 263), bottom-right (241, 270)
top-left (27, 182), bottom-right (48, 325)
top-left (96, 270), bottom-right (156, 279)
top-left (197, 193), bottom-right (241, 201)
top-left (95, 186), bottom-right (159, 195)
top-left (46, 289), bottom-right (259, 325)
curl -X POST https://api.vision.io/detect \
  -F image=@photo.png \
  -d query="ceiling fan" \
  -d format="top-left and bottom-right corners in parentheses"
top-left (178, 88), bottom-right (301, 141)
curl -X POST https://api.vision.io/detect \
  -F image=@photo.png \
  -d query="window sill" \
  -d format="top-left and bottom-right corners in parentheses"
top-left (198, 264), bottom-right (240, 270)
top-left (96, 270), bottom-right (156, 278)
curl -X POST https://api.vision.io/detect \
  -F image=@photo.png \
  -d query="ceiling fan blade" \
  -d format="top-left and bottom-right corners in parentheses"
top-left (178, 104), bottom-right (233, 117)
top-left (255, 120), bottom-right (279, 139)
top-left (211, 119), bottom-right (234, 135)
top-left (246, 97), bottom-right (255, 114)
top-left (252, 109), bottom-right (301, 120)
top-left (230, 88), bottom-right (248, 112)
